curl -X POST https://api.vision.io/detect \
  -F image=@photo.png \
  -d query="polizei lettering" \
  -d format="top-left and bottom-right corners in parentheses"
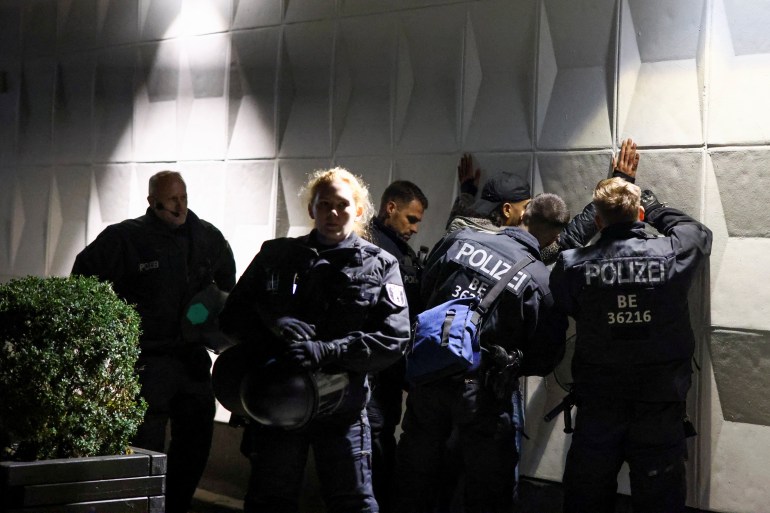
top-left (453, 242), bottom-right (530, 293)
top-left (584, 259), bottom-right (666, 286)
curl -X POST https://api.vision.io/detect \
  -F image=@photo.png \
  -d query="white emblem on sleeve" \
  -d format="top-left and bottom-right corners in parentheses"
top-left (385, 283), bottom-right (407, 307)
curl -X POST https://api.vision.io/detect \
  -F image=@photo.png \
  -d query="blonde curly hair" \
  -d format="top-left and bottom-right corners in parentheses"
top-left (302, 167), bottom-right (374, 239)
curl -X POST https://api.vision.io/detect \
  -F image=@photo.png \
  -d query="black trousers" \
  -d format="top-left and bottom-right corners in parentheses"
top-left (562, 396), bottom-right (687, 513)
top-left (395, 377), bottom-right (516, 513)
top-left (132, 353), bottom-right (216, 513)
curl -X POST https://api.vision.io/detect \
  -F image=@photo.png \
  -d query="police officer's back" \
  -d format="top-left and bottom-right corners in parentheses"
top-left (550, 175), bottom-right (712, 513)
top-left (394, 193), bottom-right (569, 513)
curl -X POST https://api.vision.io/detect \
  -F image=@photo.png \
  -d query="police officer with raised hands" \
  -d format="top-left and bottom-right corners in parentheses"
top-left (549, 140), bottom-right (713, 513)
top-left (394, 192), bottom-right (570, 513)
top-left (218, 167), bottom-right (410, 513)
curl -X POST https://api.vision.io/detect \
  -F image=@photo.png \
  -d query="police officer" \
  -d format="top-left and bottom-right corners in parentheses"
top-left (71, 170), bottom-right (236, 513)
top-left (219, 167), bottom-right (410, 513)
top-left (367, 180), bottom-right (429, 513)
top-left (549, 165), bottom-right (713, 512)
top-left (395, 193), bottom-right (569, 513)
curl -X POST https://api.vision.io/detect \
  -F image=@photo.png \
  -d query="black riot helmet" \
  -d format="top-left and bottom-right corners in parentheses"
top-left (212, 344), bottom-right (353, 429)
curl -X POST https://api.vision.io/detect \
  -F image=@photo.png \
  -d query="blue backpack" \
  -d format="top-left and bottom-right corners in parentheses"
top-left (405, 254), bottom-right (534, 385)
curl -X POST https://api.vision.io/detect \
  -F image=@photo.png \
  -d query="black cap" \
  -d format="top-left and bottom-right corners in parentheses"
top-left (471, 172), bottom-right (531, 216)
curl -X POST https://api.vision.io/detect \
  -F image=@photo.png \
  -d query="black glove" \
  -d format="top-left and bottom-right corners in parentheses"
top-left (273, 317), bottom-right (316, 342)
top-left (286, 340), bottom-right (340, 370)
top-left (641, 189), bottom-right (663, 215)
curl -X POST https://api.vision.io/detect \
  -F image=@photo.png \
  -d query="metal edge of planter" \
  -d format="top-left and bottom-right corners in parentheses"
top-left (1, 447), bottom-right (167, 510)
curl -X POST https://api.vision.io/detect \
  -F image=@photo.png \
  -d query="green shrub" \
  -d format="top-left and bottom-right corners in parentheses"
top-left (0, 275), bottom-right (147, 461)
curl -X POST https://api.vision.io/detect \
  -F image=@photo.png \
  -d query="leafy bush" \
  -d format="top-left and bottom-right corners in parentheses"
top-left (0, 275), bottom-right (147, 461)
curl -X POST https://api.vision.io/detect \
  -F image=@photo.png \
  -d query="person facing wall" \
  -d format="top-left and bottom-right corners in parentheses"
top-left (549, 160), bottom-right (713, 512)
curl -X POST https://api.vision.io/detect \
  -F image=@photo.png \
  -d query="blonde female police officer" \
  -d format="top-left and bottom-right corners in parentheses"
top-left (219, 168), bottom-right (410, 513)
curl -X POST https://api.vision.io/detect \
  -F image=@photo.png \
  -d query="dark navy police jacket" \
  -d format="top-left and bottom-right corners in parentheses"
top-left (421, 227), bottom-right (564, 377)
top-left (219, 231), bottom-right (411, 412)
top-left (549, 206), bottom-right (713, 401)
top-left (72, 208), bottom-right (236, 354)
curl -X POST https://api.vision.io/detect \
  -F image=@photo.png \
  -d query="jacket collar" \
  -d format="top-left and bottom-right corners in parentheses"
top-left (599, 221), bottom-right (652, 242)
top-left (499, 226), bottom-right (542, 259)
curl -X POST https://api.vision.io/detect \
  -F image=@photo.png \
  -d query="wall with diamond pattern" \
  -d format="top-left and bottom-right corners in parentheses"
top-left (1, 0), bottom-right (769, 510)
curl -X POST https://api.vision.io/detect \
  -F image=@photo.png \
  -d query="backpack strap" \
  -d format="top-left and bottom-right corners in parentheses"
top-left (471, 253), bottom-right (535, 325)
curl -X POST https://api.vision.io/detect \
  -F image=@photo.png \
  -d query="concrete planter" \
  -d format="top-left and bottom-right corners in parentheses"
top-left (0, 447), bottom-right (166, 513)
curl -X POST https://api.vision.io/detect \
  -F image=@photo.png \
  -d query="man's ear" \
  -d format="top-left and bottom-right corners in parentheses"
top-left (356, 204), bottom-right (364, 219)
top-left (307, 203), bottom-right (315, 220)
top-left (594, 214), bottom-right (604, 231)
top-left (638, 206), bottom-right (645, 221)
top-left (385, 200), bottom-right (398, 215)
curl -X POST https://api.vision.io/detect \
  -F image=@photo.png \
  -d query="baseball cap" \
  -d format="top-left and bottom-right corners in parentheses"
top-left (471, 172), bottom-right (531, 216)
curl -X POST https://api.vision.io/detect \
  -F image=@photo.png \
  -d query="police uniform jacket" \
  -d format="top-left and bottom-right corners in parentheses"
top-left (219, 230), bottom-right (411, 404)
top-left (549, 206), bottom-right (712, 401)
top-left (72, 208), bottom-right (236, 354)
top-left (421, 226), bottom-right (563, 377)
top-left (369, 217), bottom-right (424, 317)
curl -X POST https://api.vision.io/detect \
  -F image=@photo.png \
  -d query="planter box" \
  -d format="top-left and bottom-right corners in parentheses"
top-left (0, 447), bottom-right (166, 513)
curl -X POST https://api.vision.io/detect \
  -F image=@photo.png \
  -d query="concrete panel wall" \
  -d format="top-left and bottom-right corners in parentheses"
top-left (0, 1), bottom-right (768, 511)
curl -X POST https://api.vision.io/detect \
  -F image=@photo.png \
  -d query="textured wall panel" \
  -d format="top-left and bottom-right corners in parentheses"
top-left (180, 0), bottom-right (232, 36)
top-left (22, 0), bottom-right (56, 57)
top-left (0, 2), bottom-right (20, 163)
top-left (178, 161), bottom-right (227, 230)
top-left (334, 16), bottom-right (395, 156)
top-left (228, 28), bottom-right (278, 160)
top-left (710, 328), bottom-right (770, 426)
top-left (395, 6), bottom-right (465, 154)
top-left (537, 0), bottom-right (615, 149)
top-left (340, 0), bottom-right (466, 17)
top-left (178, 33), bottom-right (228, 161)
top-left (48, 166), bottom-right (91, 276)
top-left (711, 148), bottom-right (770, 238)
top-left (709, 0), bottom-right (770, 145)
top-left (94, 46), bottom-right (136, 163)
top-left (224, 161), bottom-right (276, 276)
top-left (134, 41), bottom-right (180, 162)
top-left (711, 238), bottom-right (770, 331)
top-left (13, 166), bottom-right (50, 277)
top-left (18, 58), bottom-right (55, 165)
top-left (536, 152), bottom-right (611, 219)
top-left (54, 53), bottom-right (95, 165)
top-left (140, 0), bottom-right (182, 41)
top-left (0, 60), bottom-right (19, 165)
top-left (99, 0), bottom-right (139, 47)
top-left (284, 0), bottom-right (335, 24)
top-left (463, 0), bottom-right (536, 151)
top-left (618, 0), bottom-right (705, 146)
top-left (232, 0), bottom-right (282, 29)
top-left (0, 167), bottom-right (14, 273)
top-left (0, 2), bottom-right (21, 57)
top-left (57, 0), bottom-right (98, 53)
top-left (90, 164), bottom-right (135, 241)
top-left (542, 149), bottom-right (704, 225)
top-left (278, 22), bottom-right (333, 157)
top-left (703, 416), bottom-right (770, 513)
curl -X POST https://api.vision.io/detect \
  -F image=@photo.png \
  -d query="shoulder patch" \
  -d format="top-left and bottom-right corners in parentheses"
top-left (385, 283), bottom-right (407, 307)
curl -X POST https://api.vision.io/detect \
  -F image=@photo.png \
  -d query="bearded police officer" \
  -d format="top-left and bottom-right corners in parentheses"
top-left (549, 168), bottom-right (712, 513)
top-left (395, 193), bottom-right (569, 513)
top-left (367, 180), bottom-right (429, 513)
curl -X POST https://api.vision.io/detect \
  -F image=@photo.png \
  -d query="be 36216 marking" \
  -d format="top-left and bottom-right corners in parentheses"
top-left (606, 293), bottom-right (651, 325)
